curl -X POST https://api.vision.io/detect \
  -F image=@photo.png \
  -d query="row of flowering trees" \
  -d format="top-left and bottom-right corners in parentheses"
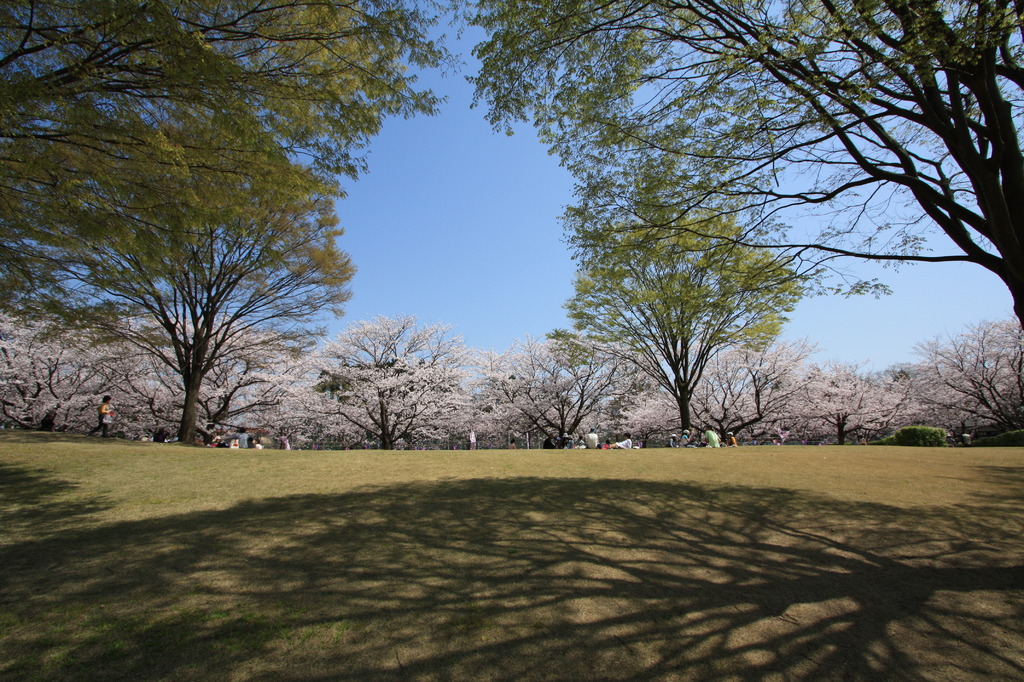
top-left (2, 313), bottom-right (1021, 447)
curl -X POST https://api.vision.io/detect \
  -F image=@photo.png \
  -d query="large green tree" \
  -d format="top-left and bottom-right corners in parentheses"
top-left (566, 220), bottom-right (803, 431)
top-left (0, 0), bottom-right (444, 299)
top-left (54, 181), bottom-right (354, 443)
top-left (471, 0), bottom-right (1024, 327)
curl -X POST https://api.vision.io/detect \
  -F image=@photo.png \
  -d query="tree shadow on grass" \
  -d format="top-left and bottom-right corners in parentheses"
top-left (969, 465), bottom-right (1024, 508)
top-left (1, 477), bottom-right (1022, 681)
top-left (0, 462), bottom-right (111, 543)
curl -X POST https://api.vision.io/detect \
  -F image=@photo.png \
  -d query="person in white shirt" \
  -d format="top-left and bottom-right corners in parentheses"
top-left (610, 433), bottom-right (633, 449)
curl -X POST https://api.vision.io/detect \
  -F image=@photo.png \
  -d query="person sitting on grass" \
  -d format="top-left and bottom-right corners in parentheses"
top-left (609, 433), bottom-right (633, 449)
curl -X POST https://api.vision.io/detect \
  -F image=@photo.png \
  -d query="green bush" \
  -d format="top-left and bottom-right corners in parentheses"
top-left (892, 426), bottom-right (948, 447)
top-left (973, 429), bottom-right (1024, 447)
top-left (868, 436), bottom-right (897, 446)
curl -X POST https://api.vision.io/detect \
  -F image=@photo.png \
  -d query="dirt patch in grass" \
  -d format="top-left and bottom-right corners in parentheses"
top-left (1, 432), bottom-right (1022, 680)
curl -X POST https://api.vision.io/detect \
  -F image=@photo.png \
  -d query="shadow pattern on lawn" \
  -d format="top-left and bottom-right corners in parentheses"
top-left (0, 462), bottom-right (110, 544)
top-left (1, 475), bottom-right (1022, 681)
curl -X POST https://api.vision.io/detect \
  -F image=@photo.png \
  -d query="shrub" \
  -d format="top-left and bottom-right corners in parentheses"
top-left (973, 430), bottom-right (1024, 447)
top-left (868, 436), bottom-right (897, 446)
top-left (892, 426), bottom-right (948, 447)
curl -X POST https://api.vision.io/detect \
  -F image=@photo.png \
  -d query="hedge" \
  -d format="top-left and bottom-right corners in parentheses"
top-left (972, 429), bottom-right (1024, 447)
top-left (891, 425), bottom-right (948, 447)
top-left (869, 426), bottom-right (948, 447)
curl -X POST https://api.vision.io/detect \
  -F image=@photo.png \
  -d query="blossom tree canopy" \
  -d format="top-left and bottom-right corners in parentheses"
top-left (692, 339), bottom-right (817, 438)
top-left (0, 314), bottom-right (104, 431)
top-left (914, 319), bottom-right (1024, 432)
top-left (476, 334), bottom-right (629, 440)
top-left (319, 316), bottom-right (470, 450)
top-left (797, 362), bottom-right (909, 444)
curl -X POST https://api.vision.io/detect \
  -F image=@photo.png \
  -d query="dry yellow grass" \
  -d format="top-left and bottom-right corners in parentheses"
top-left (1, 431), bottom-right (1022, 680)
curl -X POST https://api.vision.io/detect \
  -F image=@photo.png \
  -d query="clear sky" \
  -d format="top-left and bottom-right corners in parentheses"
top-left (330, 34), bottom-right (1015, 371)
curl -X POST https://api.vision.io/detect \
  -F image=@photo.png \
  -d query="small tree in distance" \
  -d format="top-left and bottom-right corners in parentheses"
top-left (476, 333), bottom-right (628, 441)
top-left (797, 362), bottom-right (909, 444)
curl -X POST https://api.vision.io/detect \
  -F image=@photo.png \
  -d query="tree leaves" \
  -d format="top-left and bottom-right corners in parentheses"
top-left (471, 0), bottom-right (1024, 323)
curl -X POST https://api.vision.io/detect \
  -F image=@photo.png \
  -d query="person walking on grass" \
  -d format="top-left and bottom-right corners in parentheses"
top-left (88, 395), bottom-right (114, 437)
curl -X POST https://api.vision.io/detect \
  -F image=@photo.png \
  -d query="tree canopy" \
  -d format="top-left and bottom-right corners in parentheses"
top-left (55, 187), bottom-right (354, 442)
top-left (319, 316), bottom-right (470, 450)
top-left (566, 219), bottom-right (804, 430)
top-left (470, 0), bottom-right (1024, 325)
top-left (0, 0), bottom-right (445, 300)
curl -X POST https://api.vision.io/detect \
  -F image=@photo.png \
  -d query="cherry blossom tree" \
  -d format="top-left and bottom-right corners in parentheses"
top-left (914, 319), bottom-right (1024, 432)
top-left (614, 386), bottom-right (679, 446)
top-left (691, 339), bottom-right (816, 439)
top-left (0, 314), bottom-right (104, 430)
top-left (102, 327), bottom-right (319, 443)
top-left (796, 362), bottom-right (909, 444)
top-left (469, 383), bottom-right (538, 449)
top-left (476, 334), bottom-right (629, 444)
top-left (897, 360), bottom-right (974, 436)
top-left (318, 316), bottom-right (470, 450)
top-left (0, 314), bottom-right (154, 437)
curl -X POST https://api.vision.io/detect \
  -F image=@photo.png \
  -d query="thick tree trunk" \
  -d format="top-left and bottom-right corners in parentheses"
top-left (177, 372), bottom-right (203, 444)
top-left (1010, 279), bottom-right (1024, 333)
top-left (674, 389), bottom-right (692, 432)
top-left (836, 415), bottom-right (848, 446)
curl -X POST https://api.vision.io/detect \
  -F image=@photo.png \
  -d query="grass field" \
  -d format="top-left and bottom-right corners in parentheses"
top-left (1, 431), bottom-right (1022, 681)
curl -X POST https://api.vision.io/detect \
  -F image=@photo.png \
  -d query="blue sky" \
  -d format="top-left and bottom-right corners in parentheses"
top-left (330, 35), bottom-right (1015, 371)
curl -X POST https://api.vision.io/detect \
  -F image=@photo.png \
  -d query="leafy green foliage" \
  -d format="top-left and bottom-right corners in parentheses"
top-left (892, 426), bottom-right (948, 448)
top-left (470, 0), bottom-right (1024, 323)
top-left (973, 430), bottom-right (1024, 447)
top-left (0, 0), bottom-right (446, 304)
top-left (565, 215), bottom-right (804, 430)
top-left (54, 180), bottom-right (355, 442)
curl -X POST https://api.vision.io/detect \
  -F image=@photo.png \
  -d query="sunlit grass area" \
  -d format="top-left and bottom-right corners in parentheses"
top-left (2, 432), bottom-right (1022, 680)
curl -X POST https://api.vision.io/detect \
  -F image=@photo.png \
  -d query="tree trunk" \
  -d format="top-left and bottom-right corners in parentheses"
top-left (675, 391), bottom-right (692, 432)
top-left (177, 372), bottom-right (203, 444)
top-left (836, 415), bottom-right (848, 445)
top-left (1010, 279), bottom-right (1024, 333)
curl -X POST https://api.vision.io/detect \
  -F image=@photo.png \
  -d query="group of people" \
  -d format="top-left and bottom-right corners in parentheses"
top-left (209, 427), bottom-right (263, 449)
top-left (542, 430), bottom-right (639, 449)
top-left (540, 427), bottom-right (740, 450)
top-left (87, 395), bottom-right (262, 446)
top-left (668, 429), bottom-right (739, 448)
top-left (88, 394), bottom-right (737, 451)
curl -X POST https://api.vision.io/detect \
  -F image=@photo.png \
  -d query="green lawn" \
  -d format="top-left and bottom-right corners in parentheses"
top-left (2, 431), bottom-right (1022, 680)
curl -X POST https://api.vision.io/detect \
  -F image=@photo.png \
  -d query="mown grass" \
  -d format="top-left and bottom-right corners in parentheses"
top-left (1, 431), bottom-right (1022, 680)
